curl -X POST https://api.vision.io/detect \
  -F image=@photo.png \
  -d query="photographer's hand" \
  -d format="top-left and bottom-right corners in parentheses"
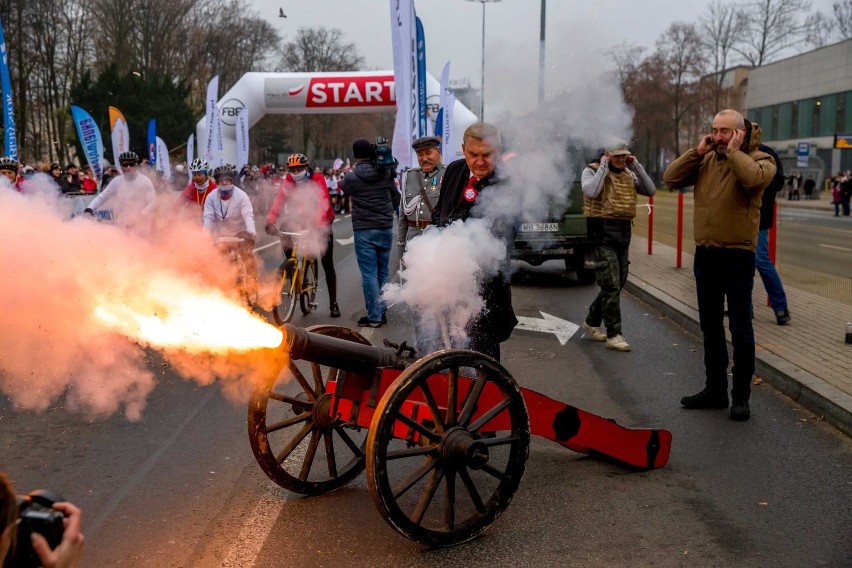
top-left (31, 502), bottom-right (84, 568)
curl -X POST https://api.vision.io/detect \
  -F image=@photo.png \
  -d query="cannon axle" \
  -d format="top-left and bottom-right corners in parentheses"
top-left (440, 427), bottom-right (489, 470)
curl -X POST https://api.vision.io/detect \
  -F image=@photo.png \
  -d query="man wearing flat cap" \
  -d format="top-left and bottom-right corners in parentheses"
top-left (580, 139), bottom-right (655, 352)
top-left (397, 135), bottom-right (446, 260)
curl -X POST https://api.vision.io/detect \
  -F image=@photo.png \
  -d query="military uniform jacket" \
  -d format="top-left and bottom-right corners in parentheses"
top-left (398, 163), bottom-right (447, 244)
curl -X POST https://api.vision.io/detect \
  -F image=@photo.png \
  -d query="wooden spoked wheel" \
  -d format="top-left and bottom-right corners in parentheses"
top-left (248, 325), bottom-right (370, 495)
top-left (366, 350), bottom-right (530, 546)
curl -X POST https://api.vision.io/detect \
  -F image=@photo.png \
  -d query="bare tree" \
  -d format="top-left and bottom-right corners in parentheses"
top-left (655, 23), bottom-right (706, 154)
top-left (835, 0), bottom-right (852, 39)
top-left (734, 0), bottom-right (814, 65)
top-left (607, 42), bottom-right (646, 90)
top-left (699, 2), bottom-right (742, 109)
top-left (277, 27), bottom-right (364, 73)
top-left (804, 11), bottom-right (838, 47)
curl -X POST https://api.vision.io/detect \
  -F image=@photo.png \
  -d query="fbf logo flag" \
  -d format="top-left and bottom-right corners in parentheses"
top-left (108, 106), bottom-right (130, 173)
top-left (0, 16), bottom-right (17, 160)
top-left (70, 105), bottom-right (104, 181)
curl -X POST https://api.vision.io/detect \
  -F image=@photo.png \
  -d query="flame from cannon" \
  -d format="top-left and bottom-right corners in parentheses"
top-left (92, 274), bottom-right (283, 353)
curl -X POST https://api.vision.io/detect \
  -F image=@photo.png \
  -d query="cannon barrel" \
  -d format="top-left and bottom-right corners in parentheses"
top-left (281, 324), bottom-right (402, 375)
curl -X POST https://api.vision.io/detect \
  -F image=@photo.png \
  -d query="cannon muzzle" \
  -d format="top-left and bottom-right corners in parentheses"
top-left (281, 324), bottom-right (403, 375)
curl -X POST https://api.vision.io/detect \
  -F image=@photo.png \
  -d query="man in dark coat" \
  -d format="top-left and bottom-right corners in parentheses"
top-left (432, 122), bottom-right (517, 361)
top-left (342, 138), bottom-right (399, 327)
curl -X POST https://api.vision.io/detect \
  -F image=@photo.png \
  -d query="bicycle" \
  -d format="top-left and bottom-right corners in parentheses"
top-left (271, 230), bottom-right (318, 325)
top-left (214, 236), bottom-right (258, 308)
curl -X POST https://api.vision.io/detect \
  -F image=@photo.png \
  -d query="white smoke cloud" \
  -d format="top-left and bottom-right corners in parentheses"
top-left (386, 65), bottom-right (634, 351)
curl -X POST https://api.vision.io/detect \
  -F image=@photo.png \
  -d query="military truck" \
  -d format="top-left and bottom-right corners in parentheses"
top-left (509, 144), bottom-right (597, 284)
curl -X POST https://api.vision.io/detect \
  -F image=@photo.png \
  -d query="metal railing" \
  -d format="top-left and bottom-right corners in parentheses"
top-left (632, 189), bottom-right (852, 306)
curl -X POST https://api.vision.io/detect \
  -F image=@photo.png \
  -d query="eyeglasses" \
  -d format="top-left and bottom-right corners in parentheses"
top-left (288, 167), bottom-right (306, 173)
top-left (120, 163), bottom-right (137, 169)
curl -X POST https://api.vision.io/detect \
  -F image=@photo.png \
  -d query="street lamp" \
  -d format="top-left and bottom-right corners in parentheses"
top-left (467, 0), bottom-right (501, 121)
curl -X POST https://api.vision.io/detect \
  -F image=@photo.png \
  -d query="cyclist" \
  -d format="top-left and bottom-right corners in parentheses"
top-left (265, 153), bottom-right (340, 318)
top-left (0, 156), bottom-right (21, 191)
top-left (84, 151), bottom-right (156, 226)
top-left (203, 164), bottom-right (259, 298)
top-left (178, 158), bottom-right (217, 214)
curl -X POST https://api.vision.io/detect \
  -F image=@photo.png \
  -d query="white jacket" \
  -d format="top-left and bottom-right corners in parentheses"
top-left (87, 174), bottom-right (156, 225)
top-left (202, 187), bottom-right (256, 239)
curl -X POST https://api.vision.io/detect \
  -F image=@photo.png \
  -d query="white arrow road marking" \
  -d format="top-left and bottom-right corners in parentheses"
top-left (336, 236), bottom-right (355, 246)
top-left (515, 312), bottom-right (579, 345)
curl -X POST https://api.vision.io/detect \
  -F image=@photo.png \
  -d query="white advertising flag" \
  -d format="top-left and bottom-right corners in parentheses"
top-left (205, 75), bottom-right (224, 168)
top-left (156, 136), bottom-right (171, 180)
top-left (438, 61), bottom-right (456, 164)
top-left (235, 107), bottom-right (249, 176)
top-left (187, 133), bottom-right (194, 172)
top-left (389, 0), bottom-right (418, 170)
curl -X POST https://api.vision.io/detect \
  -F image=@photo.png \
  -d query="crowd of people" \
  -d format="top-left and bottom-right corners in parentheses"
top-left (4, 112), bottom-right (834, 420)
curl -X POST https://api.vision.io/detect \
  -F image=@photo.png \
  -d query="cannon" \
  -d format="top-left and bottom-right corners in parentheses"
top-left (248, 324), bottom-right (672, 547)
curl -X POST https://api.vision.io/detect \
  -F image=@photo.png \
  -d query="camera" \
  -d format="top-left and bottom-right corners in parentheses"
top-left (8, 490), bottom-right (65, 568)
top-left (372, 137), bottom-right (397, 168)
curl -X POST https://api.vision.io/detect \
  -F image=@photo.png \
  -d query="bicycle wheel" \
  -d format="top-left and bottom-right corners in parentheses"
top-left (300, 258), bottom-right (319, 315)
top-left (272, 260), bottom-right (298, 325)
top-left (235, 254), bottom-right (257, 307)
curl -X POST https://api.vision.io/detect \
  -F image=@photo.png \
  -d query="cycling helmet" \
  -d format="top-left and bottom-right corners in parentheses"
top-left (118, 150), bottom-right (139, 164)
top-left (287, 153), bottom-right (309, 168)
top-left (212, 164), bottom-right (237, 182)
top-left (0, 156), bottom-right (19, 172)
top-left (189, 158), bottom-right (209, 173)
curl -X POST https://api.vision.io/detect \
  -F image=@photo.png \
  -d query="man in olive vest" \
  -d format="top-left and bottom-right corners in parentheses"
top-left (580, 140), bottom-right (656, 352)
top-left (397, 136), bottom-right (446, 260)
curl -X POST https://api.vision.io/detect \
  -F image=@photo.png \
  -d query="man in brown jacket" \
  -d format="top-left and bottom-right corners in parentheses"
top-left (663, 109), bottom-right (776, 421)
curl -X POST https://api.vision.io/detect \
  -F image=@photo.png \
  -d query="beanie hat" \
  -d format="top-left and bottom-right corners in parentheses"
top-left (352, 138), bottom-right (375, 160)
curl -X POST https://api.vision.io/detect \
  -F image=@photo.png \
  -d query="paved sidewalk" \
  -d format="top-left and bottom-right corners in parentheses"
top-left (625, 235), bottom-right (852, 437)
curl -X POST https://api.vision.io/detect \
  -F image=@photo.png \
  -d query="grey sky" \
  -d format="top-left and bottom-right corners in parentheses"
top-left (252, 0), bottom-right (838, 117)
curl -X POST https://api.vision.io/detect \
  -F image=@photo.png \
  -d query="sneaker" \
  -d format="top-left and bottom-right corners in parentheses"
top-left (581, 321), bottom-right (607, 342)
top-left (357, 316), bottom-right (382, 328)
top-left (775, 309), bottom-right (791, 325)
top-left (730, 399), bottom-right (751, 421)
top-left (606, 334), bottom-right (631, 352)
top-left (680, 387), bottom-right (729, 409)
top-left (330, 302), bottom-right (341, 318)
top-left (381, 313), bottom-right (388, 325)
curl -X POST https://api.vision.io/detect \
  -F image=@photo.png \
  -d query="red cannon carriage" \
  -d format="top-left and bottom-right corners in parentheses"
top-left (248, 325), bottom-right (672, 546)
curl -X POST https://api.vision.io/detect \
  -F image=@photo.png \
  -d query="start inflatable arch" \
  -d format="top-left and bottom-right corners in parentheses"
top-left (195, 70), bottom-right (478, 165)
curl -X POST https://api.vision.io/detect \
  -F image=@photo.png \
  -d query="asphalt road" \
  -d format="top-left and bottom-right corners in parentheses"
top-left (1, 215), bottom-right (850, 568)
top-left (632, 192), bottom-right (852, 304)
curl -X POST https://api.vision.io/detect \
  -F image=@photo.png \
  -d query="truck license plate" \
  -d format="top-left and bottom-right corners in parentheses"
top-left (520, 222), bottom-right (559, 232)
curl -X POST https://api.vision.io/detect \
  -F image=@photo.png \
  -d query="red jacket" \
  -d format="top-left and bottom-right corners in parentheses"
top-left (267, 171), bottom-right (334, 226)
top-left (179, 179), bottom-right (217, 208)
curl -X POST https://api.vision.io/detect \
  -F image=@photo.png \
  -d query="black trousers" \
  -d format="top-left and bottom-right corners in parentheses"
top-left (693, 246), bottom-right (756, 401)
top-left (284, 232), bottom-right (337, 304)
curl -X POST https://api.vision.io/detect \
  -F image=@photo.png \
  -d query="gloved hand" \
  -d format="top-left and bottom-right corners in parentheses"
top-left (237, 230), bottom-right (255, 244)
top-left (264, 223), bottom-right (277, 236)
top-left (83, 208), bottom-right (95, 216)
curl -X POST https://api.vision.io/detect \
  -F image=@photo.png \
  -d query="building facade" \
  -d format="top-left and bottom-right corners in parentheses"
top-left (746, 38), bottom-right (852, 185)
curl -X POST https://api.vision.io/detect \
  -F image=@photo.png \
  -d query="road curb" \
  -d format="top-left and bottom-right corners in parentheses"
top-left (625, 275), bottom-right (852, 438)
